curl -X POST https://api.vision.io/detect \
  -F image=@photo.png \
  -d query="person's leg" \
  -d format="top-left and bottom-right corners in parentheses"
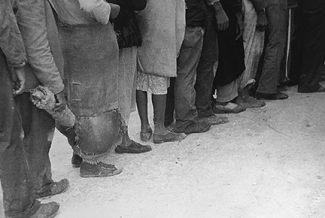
top-left (213, 79), bottom-right (246, 114)
top-left (0, 50), bottom-right (59, 218)
top-left (16, 94), bottom-right (52, 191)
top-left (136, 90), bottom-right (152, 142)
top-left (165, 78), bottom-right (175, 127)
top-left (216, 81), bottom-right (239, 104)
top-left (15, 93), bottom-right (69, 199)
top-left (195, 9), bottom-right (218, 118)
top-left (278, 7), bottom-right (290, 87)
top-left (115, 123), bottom-right (152, 153)
top-left (0, 110), bottom-right (41, 218)
top-left (0, 56), bottom-right (54, 218)
top-left (298, 6), bottom-right (325, 92)
top-left (256, 0), bottom-right (288, 97)
top-left (174, 26), bottom-right (210, 133)
top-left (287, 7), bottom-right (302, 86)
top-left (55, 122), bottom-right (82, 167)
top-left (240, 0), bottom-right (265, 90)
top-left (152, 94), bottom-right (168, 134)
top-left (58, 21), bottom-right (122, 177)
top-left (152, 93), bottom-right (185, 144)
top-left (237, 1), bottom-right (266, 109)
top-left (115, 47), bottom-right (151, 153)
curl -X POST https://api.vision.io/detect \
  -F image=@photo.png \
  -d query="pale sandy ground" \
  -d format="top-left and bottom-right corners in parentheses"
top-left (1, 84), bottom-right (325, 218)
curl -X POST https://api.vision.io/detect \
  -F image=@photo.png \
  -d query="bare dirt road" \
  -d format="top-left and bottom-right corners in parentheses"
top-left (1, 85), bottom-right (325, 218)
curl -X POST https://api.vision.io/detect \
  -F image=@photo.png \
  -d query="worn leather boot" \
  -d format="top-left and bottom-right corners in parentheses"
top-left (29, 202), bottom-right (60, 218)
top-left (36, 179), bottom-right (70, 199)
top-left (71, 154), bottom-right (82, 168)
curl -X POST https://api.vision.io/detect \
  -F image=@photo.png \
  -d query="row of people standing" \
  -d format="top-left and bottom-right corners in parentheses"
top-left (62, 0), bottom-right (325, 182)
top-left (162, 0), bottom-right (325, 121)
top-left (1, 0), bottom-right (325, 218)
top-left (141, 0), bottom-right (285, 137)
top-left (0, 0), bottom-right (153, 217)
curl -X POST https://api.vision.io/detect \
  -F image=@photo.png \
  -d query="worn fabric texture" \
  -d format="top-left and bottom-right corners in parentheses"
top-left (185, 0), bottom-right (207, 27)
top-left (23, 0), bottom-right (64, 92)
top-left (118, 47), bottom-right (137, 124)
top-left (15, 93), bottom-right (56, 198)
top-left (15, 0), bottom-right (64, 94)
top-left (136, 72), bottom-right (170, 95)
top-left (240, 0), bottom-right (265, 89)
top-left (0, 0), bottom-right (26, 68)
top-left (0, 1), bottom-right (62, 217)
top-left (0, 53), bottom-right (15, 150)
top-left (195, 8), bottom-right (218, 118)
top-left (256, 0), bottom-right (287, 94)
top-left (58, 22), bottom-right (121, 161)
top-left (166, 27), bottom-right (204, 131)
top-left (137, 0), bottom-right (186, 77)
top-left (216, 76), bottom-right (240, 103)
top-left (14, 0), bottom-right (62, 196)
top-left (0, 49), bottom-right (49, 218)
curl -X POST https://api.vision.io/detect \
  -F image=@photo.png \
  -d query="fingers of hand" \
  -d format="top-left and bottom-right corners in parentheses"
top-left (218, 21), bottom-right (229, 31)
top-left (54, 103), bottom-right (65, 112)
top-left (12, 82), bottom-right (24, 96)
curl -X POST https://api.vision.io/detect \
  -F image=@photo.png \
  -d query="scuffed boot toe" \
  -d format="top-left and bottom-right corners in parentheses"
top-left (29, 202), bottom-right (60, 218)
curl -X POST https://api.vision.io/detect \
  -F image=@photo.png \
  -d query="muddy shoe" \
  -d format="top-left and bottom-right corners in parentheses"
top-left (213, 102), bottom-right (246, 114)
top-left (71, 153), bottom-right (82, 168)
top-left (115, 140), bottom-right (152, 154)
top-left (153, 131), bottom-right (186, 144)
top-left (80, 162), bottom-right (122, 178)
top-left (256, 91), bottom-right (288, 100)
top-left (168, 121), bottom-right (211, 134)
top-left (29, 202), bottom-right (60, 218)
top-left (36, 179), bottom-right (69, 199)
top-left (236, 95), bottom-right (266, 109)
top-left (198, 114), bottom-right (229, 125)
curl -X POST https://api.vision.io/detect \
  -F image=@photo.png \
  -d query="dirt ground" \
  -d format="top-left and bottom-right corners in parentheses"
top-left (1, 84), bottom-right (325, 218)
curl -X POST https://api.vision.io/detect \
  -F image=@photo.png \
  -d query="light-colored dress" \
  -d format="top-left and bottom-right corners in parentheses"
top-left (136, 0), bottom-right (186, 95)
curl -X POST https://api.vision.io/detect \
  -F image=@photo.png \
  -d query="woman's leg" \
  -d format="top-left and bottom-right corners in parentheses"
top-left (152, 94), bottom-right (169, 135)
top-left (136, 90), bottom-right (151, 133)
top-left (152, 94), bottom-right (186, 144)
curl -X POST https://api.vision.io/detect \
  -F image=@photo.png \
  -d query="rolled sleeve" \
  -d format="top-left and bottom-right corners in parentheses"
top-left (79, 0), bottom-right (111, 24)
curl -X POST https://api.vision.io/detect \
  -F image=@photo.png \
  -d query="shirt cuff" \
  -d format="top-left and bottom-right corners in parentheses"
top-left (48, 82), bottom-right (64, 94)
